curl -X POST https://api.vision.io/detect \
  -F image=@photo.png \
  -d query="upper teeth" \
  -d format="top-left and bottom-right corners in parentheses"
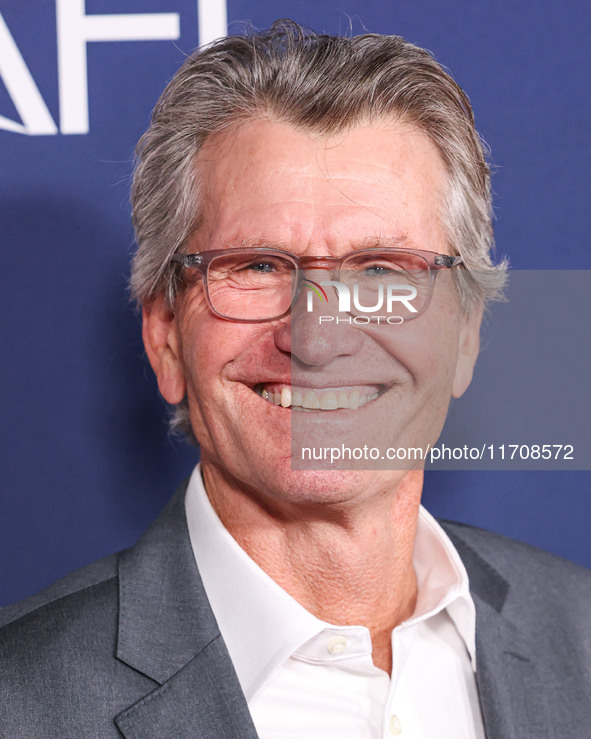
top-left (259, 385), bottom-right (380, 410)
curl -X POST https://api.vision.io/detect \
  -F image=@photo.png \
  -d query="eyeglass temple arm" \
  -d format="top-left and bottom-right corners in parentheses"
top-left (171, 254), bottom-right (203, 267)
top-left (434, 255), bottom-right (462, 268)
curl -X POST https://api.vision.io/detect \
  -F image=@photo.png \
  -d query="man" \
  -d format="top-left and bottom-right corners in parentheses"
top-left (1, 20), bottom-right (590, 738)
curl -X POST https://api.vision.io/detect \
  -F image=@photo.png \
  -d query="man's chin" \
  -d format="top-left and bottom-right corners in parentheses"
top-left (247, 464), bottom-right (410, 510)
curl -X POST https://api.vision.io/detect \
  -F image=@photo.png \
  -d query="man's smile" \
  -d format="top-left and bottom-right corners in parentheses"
top-left (254, 383), bottom-right (384, 410)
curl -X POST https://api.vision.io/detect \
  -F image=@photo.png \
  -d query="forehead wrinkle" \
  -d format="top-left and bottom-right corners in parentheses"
top-left (311, 148), bottom-right (443, 230)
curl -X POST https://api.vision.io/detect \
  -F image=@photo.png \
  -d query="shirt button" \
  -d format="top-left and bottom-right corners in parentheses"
top-left (326, 636), bottom-right (348, 654)
top-left (389, 714), bottom-right (402, 735)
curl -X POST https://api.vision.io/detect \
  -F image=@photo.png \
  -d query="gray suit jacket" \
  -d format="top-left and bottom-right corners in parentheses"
top-left (1, 483), bottom-right (590, 738)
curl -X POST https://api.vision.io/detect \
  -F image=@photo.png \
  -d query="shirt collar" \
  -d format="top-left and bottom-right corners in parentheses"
top-left (185, 464), bottom-right (477, 699)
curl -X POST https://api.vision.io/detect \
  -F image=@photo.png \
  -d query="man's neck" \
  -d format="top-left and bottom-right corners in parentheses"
top-left (201, 463), bottom-right (422, 673)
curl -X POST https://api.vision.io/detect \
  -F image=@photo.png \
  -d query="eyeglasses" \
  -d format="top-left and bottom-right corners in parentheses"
top-left (170, 247), bottom-right (462, 323)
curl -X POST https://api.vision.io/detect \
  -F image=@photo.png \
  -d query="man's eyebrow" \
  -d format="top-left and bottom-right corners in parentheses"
top-left (226, 234), bottom-right (416, 251)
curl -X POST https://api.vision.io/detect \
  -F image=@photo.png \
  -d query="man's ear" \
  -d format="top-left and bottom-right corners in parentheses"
top-left (452, 304), bottom-right (483, 399)
top-left (142, 295), bottom-right (186, 404)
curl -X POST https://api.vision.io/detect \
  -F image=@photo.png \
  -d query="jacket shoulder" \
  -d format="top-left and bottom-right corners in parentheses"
top-left (0, 553), bottom-right (122, 672)
top-left (0, 552), bottom-right (156, 736)
top-left (443, 519), bottom-right (591, 578)
top-left (0, 552), bottom-right (119, 628)
top-left (442, 520), bottom-right (591, 616)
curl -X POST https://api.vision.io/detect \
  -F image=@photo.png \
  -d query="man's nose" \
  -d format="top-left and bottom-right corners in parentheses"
top-left (273, 268), bottom-right (364, 366)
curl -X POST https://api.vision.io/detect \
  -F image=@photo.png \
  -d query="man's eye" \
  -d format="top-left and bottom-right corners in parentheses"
top-left (363, 264), bottom-right (399, 276)
top-left (242, 261), bottom-right (277, 273)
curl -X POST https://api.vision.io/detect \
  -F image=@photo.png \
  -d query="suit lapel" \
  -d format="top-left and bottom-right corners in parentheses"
top-left (115, 637), bottom-right (259, 739)
top-left (444, 527), bottom-right (552, 739)
top-left (114, 483), bottom-right (259, 739)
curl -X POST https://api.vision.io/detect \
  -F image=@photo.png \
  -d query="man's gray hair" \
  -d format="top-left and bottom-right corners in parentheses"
top-left (130, 19), bottom-right (507, 439)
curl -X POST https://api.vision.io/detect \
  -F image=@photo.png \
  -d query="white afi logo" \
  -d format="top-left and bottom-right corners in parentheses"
top-left (306, 281), bottom-right (418, 314)
top-left (0, 0), bottom-right (227, 135)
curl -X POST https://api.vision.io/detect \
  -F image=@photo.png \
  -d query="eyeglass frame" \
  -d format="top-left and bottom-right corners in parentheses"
top-left (170, 246), bottom-right (463, 323)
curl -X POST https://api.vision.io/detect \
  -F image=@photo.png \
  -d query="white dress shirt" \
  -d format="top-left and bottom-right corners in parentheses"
top-left (185, 465), bottom-right (486, 738)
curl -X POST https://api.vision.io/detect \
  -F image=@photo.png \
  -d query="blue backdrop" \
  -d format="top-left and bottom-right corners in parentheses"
top-left (1, 0), bottom-right (590, 606)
